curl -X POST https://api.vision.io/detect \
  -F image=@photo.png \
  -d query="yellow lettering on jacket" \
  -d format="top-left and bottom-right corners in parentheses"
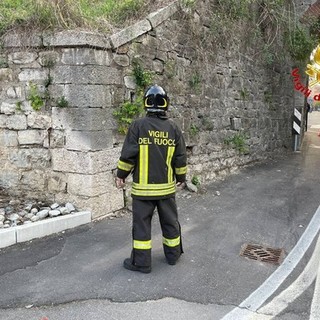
top-left (138, 137), bottom-right (152, 145)
top-left (148, 130), bottom-right (168, 138)
top-left (154, 138), bottom-right (175, 146)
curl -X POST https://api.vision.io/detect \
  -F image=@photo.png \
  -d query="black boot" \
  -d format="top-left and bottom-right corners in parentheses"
top-left (123, 258), bottom-right (151, 274)
top-left (167, 259), bottom-right (176, 265)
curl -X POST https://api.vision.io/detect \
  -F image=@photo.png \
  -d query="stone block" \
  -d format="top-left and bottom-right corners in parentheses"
top-left (20, 169), bottom-right (46, 191)
top-left (88, 191), bottom-right (124, 219)
top-left (153, 59), bottom-right (164, 73)
top-left (48, 130), bottom-right (64, 148)
top-left (6, 86), bottom-right (23, 99)
top-left (18, 130), bottom-right (45, 145)
top-left (0, 102), bottom-right (16, 114)
top-left (230, 117), bottom-right (242, 130)
top-left (18, 69), bottom-right (49, 82)
top-left (124, 76), bottom-right (136, 90)
top-left (65, 130), bottom-right (113, 151)
top-left (0, 228), bottom-right (16, 248)
top-left (0, 130), bottom-right (18, 147)
top-left (48, 172), bottom-right (67, 193)
top-left (43, 30), bottom-right (111, 49)
top-left (52, 65), bottom-right (122, 85)
top-left (110, 19), bottom-right (151, 48)
top-left (113, 54), bottom-right (130, 67)
top-left (0, 68), bottom-right (13, 82)
top-left (38, 51), bottom-right (60, 67)
top-left (50, 84), bottom-right (114, 108)
top-left (0, 115), bottom-right (6, 128)
top-left (0, 169), bottom-right (19, 189)
top-left (16, 211), bottom-right (92, 243)
top-left (52, 107), bottom-right (116, 131)
top-left (27, 113), bottom-right (52, 129)
top-left (18, 101), bottom-right (34, 114)
top-left (52, 147), bottom-right (121, 174)
top-left (67, 172), bottom-right (115, 197)
top-left (6, 115), bottom-right (27, 130)
top-left (3, 33), bottom-right (42, 48)
top-left (9, 149), bottom-right (51, 169)
top-left (61, 48), bottom-right (112, 66)
top-left (147, 2), bottom-right (178, 28)
top-left (8, 52), bottom-right (38, 64)
top-left (51, 149), bottom-right (92, 174)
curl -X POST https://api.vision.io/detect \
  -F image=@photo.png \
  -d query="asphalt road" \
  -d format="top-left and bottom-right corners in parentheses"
top-left (1, 112), bottom-right (320, 320)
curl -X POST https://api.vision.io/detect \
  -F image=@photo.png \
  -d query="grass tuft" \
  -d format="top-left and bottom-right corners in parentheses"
top-left (0, 0), bottom-right (172, 35)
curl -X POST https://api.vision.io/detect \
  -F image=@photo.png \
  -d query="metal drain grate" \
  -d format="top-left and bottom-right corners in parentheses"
top-left (240, 243), bottom-right (285, 265)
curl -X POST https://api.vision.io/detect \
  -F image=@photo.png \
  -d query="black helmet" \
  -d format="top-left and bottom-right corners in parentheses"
top-left (144, 85), bottom-right (169, 112)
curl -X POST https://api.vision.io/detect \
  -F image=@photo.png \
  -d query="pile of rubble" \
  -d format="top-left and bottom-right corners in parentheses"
top-left (0, 200), bottom-right (78, 229)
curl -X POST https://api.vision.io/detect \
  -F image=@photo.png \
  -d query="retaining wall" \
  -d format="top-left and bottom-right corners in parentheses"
top-left (0, 1), bottom-right (311, 218)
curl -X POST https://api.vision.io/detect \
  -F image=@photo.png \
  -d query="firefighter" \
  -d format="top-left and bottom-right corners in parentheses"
top-left (116, 85), bottom-right (187, 273)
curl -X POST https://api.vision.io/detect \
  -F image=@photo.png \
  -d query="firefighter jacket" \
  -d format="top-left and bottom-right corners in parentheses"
top-left (117, 113), bottom-right (187, 200)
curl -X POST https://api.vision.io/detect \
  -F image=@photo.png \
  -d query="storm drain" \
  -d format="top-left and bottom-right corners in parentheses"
top-left (240, 243), bottom-right (285, 265)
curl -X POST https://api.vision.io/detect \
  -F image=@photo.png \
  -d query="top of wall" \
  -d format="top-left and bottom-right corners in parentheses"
top-left (3, 1), bottom-right (179, 50)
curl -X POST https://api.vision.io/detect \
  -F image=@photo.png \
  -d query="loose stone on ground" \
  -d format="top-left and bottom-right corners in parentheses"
top-left (0, 199), bottom-right (79, 229)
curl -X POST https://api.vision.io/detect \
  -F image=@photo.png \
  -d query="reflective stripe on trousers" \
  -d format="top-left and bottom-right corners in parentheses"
top-left (163, 236), bottom-right (180, 247)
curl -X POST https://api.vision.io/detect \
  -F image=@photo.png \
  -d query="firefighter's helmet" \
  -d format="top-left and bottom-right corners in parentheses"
top-left (144, 85), bottom-right (169, 112)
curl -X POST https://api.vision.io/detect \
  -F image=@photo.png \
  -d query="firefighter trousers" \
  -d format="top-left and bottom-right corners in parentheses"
top-left (130, 197), bottom-right (183, 267)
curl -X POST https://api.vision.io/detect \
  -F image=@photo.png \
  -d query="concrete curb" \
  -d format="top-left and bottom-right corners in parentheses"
top-left (0, 228), bottom-right (16, 248)
top-left (0, 211), bottom-right (91, 249)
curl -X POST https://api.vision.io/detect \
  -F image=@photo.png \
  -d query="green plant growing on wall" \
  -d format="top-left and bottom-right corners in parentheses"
top-left (0, 55), bottom-right (8, 68)
top-left (189, 73), bottom-right (202, 92)
top-left (41, 57), bottom-right (56, 69)
top-left (165, 60), bottom-right (176, 79)
top-left (28, 82), bottom-right (45, 111)
top-left (284, 26), bottom-right (316, 62)
top-left (264, 90), bottom-right (273, 104)
top-left (16, 101), bottom-right (23, 112)
top-left (201, 117), bottom-right (214, 131)
top-left (262, 44), bottom-right (275, 66)
top-left (255, 0), bottom-right (316, 64)
top-left (113, 96), bottom-right (144, 134)
top-left (224, 132), bottom-right (249, 154)
top-left (181, 0), bottom-right (196, 8)
top-left (211, 0), bottom-right (316, 66)
top-left (215, 0), bottom-right (252, 22)
top-left (309, 16), bottom-right (320, 38)
top-left (132, 60), bottom-right (154, 88)
top-left (113, 60), bottom-right (154, 134)
top-left (263, 90), bottom-right (277, 111)
top-left (189, 123), bottom-right (199, 136)
top-left (56, 96), bottom-right (69, 108)
top-left (240, 88), bottom-right (249, 101)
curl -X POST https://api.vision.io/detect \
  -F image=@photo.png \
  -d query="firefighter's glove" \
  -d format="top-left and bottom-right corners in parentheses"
top-left (115, 177), bottom-right (125, 189)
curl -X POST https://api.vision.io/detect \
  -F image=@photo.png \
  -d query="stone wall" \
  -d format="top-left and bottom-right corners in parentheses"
top-left (0, 0), bottom-right (310, 218)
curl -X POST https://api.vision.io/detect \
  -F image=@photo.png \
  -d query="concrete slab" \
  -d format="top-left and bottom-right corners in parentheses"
top-left (16, 211), bottom-right (91, 243)
top-left (0, 228), bottom-right (16, 248)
